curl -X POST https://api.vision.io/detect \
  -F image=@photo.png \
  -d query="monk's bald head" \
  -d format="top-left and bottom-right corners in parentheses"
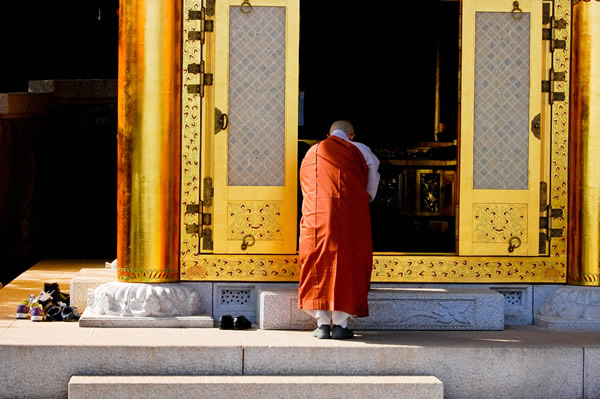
top-left (329, 120), bottom-right (355, 141)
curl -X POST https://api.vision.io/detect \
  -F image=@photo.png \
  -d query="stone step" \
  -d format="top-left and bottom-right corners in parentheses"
top-left (259, 286), bottom-right (504, 330)
top-left (68, 375), bottom-right (443, 399)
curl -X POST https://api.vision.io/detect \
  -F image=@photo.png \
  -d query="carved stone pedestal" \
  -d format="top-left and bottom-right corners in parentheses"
top-left (535, 286), bottom-right (600, 330)
top-left (258, 286), bottom-right (505, 330)
top-left (80, 282), bottom-right (213, 327)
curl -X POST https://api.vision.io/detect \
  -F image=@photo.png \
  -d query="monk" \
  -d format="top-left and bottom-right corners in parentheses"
top-left (298, 120), bottom-right (380, 339)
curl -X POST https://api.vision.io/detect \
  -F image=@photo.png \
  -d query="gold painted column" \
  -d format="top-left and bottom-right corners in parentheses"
top-left (117, 0), bottom-right (182, 282)
top-left (569, 0), bottom-right (600, 285)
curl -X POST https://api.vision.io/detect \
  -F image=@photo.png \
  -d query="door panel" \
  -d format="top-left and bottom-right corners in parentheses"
top-left (213, 0), bottom-right (299, 254)
top-left (459, 0), bottom-right (542, 255)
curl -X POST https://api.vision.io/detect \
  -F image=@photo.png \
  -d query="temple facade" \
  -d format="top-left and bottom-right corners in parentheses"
top-left (115, 0), bottom-right (599, 295)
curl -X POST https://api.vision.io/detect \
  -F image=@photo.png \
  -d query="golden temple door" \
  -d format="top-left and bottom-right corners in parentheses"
top-left (180, 0), bottom-right (566, 284)
top-left (458, 0), bottom-right (547, 256)
top-left (182, 0), bottom-right (300, 257)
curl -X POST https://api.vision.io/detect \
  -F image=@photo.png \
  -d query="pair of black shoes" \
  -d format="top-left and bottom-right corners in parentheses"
top-left (219, 314), bottom-right (251, 330)
top-left (46, 305), bottom-right (80, 322)
top-left (312, 325), bottom-right (354, 340)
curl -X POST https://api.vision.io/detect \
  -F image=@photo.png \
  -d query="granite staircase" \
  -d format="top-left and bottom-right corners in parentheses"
top-left (67, 376), bottom-right (444, 398)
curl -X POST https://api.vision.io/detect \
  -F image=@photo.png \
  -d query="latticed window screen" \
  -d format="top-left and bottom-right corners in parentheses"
top-left (228, 6), bottom-right (286, 186)
top-left (473, 12), bottom-right (530, 190)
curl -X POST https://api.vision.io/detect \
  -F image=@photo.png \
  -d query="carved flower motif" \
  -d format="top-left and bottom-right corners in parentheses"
top-left (433, 302), bottom-right (472, 324)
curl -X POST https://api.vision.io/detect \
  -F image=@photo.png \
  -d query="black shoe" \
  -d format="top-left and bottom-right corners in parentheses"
top-left (43, 283), bottom-right (70, 305)
top-left (38, 283), bottom-right (70, 312)
top-left (61, 306), bottom-right (80, 322)
top-left (46, 306), bottom-right (63, 322)
top-left (332, 325), bottom-right (354, 340)
top-left (233, 315), bottom-right (251, 330)
top-left (312, 325), bottom-right (331, 339)
top-left (219, 314), bottom-right (234, 330)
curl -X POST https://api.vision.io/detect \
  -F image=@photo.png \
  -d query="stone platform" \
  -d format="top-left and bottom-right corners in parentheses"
top-left (259, 286), bottom-right (504, 330)
top-left (1, 322), bottom-right (600, 398)
top-left (68, 375), bottom-right (444, 399)
top-left (79, 312), bottom-right (214, 328)
top-left (72, 270), bottom-right (505, 330)
top-left (3, 260), bottom-right (600, 398)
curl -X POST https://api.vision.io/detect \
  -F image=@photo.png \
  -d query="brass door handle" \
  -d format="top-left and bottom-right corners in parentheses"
top-left (508, 236), bottom-right (522, 253)
top-left (240, 1), bottom-right (252, 14)
top-left (241, 234), bottom-right (255, 250)
top-left (215, 108), bottom-right (229, 134)
top-left (512, 1), bottom-right (523, 20)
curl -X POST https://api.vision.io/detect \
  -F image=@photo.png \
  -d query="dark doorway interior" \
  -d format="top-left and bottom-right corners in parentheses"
top-left (299, 0), bottom-right (460, 253)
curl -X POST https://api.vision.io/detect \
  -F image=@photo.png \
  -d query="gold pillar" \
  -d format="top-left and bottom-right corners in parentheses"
top-left (569, 0), bottom-right (600, 285)
top-left (117, 0), bottom-right (182, 282)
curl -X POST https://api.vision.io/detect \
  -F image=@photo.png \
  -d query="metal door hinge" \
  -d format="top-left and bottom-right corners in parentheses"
top-left (540, 182), bottom-right (548, 211)
top-left (539, 182), bottom-right (563, 255)
top-left (187, 61), bottom-right (213, 98)
top-left (206, 0), bottom-right (215, 16)
top-left (186, 224), bottom-right (200, 234)
top-left (186, 204), bottom-right (200, 214)
top-left (539, 196), bottom-right (564, 253)
top-left (185, 200), bottom-right (213, 250)
top-left (539, 231), bottom-right (548, 254)
top-left (188, 7), bottom-right (214, 45)
top-left (543, 2), bottom-right (551, 25)
top-left (185, 202), bottom-right (212, 233)
top-left (202, 228), bottom-right (213, 250)
top-left (542, 68), bottom-right (567, 104)
top-left (203, 177), bottom-right (214, 207)
top-left (542, 16), bottom-right (567, 51)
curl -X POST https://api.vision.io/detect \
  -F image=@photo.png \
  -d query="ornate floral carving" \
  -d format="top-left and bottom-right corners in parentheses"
top-left (540, 286), bottom-right (600, 319)
top-left (351, 300), bottom-right (474, 327)
top-left (551, 0), bottom-right (569, 260)
top-left (472, 204), bottom-right (527, 243)
top-left (180, 0), bottom-right (204, 270)
top-left (87, 282), bottom-right (200, 317)
top-left (371, 257), bottom-right (565, 283)
top-left (180, 254), bottom-right (565, 283)
top-left (181, 255), bottom-right (299, 281)
top-left (419, 172), bottom-right (440, 213)
top-left (228, 201), bottom-right (283, 240)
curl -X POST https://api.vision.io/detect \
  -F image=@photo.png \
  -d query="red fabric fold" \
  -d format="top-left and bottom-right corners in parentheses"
top-left (298, 136), bottom-right (373, 317)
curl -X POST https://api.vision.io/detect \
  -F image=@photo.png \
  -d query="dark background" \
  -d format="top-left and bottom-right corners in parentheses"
top-left (298, 0), bottom-right (459, 148)
top-left (0, 1), bottom-right (119, 286)
top-left (0, 1), bottom-right (119, 93)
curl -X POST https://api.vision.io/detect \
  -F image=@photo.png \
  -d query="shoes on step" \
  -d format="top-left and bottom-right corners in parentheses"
top-left (43, 283), bottom-right (70, 305)
top-left (61, 306), bottom-right (80, 322)
top-left (46, 306), bottom-right (63, 322)
top-left (30, 302), bottom-right (45, 322)
top-left (16, 295), bottom-right (35, 319)
top-left (331, 325), bottom-right (354, 340)
top-left (219, 314), bottom-right (234, 330)
top-left (45, 306), bottom-right (81, 322)
top-left (312, 325), bottom-right (331, 339)
top-left (38, 283), bottom-right (70, 311)
top-left (233, 315), bottom-right (251, 330)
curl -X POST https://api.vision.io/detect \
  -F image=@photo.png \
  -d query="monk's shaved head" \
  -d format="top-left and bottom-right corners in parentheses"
top-left (329, 120), bottom-right (355, 140)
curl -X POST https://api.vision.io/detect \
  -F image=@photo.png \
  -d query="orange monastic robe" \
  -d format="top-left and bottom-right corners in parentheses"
top-left (298, 135), bottom-right (373, 317)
